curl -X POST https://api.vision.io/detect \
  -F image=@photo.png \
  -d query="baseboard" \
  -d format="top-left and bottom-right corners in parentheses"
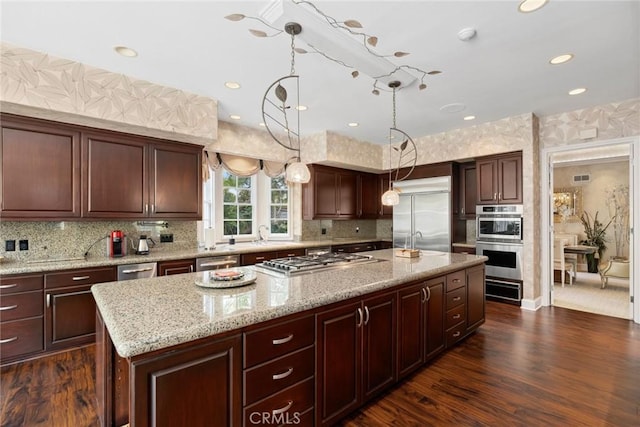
top-left (521, 296), bottom-right (543, 311)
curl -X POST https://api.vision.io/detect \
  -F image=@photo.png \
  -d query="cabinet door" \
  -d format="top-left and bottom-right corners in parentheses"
top-left (425, 277), bottom-right (445, 360)
top-left (358, 173), bottom-right (379, 219)
top-left (1, 117), bottom-right (80, 218)
top-left (149, 143), bottom-right (202, 219)
top-left (83, 132), bottom-right (148, 218)
top-left (131, 335), bottom-right (242, 427)
top-left (316, 300), bottom-right (361, 427)
top-left (338, 170), bottom-right (357, 218)
top-left (45, 284), bottom-right (96, 350)
top-left (158, 259), bottom-right (195, 276)
top-left (466, 264), bottom-right (486, 332)
top-left (397, 282), bottom-right (425, 379)
top-left (314, 169), bottom-right (339, 217)
top-left (460, 163), bottom-right (477, 218)
top-left (476, 159), bottom-right (497, 204)
top-left (362, 292), bottom-right (396, 401)
top-left (498, 155), bottom-right (522, 204)
top-left (379, 174), bottom-right (393, 218)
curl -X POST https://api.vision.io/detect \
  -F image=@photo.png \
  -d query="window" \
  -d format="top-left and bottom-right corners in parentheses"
top-left (203, 168), bottom-right (291, 242)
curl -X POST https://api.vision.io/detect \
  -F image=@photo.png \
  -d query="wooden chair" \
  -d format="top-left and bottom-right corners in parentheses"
top-left (554, 238), bottom-right (574, 287)
top-left (555, 233), bottom-right (578, 279)
top-left (598, 259), bottom-right (630, 289)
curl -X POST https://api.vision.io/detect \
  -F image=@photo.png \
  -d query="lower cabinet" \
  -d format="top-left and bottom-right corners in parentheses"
top-left (157, 258), bottom-right (195, 275)
top-left (44, 267), bottom-right (116, 351)
top-left (130, 334), bottom-right (242, 427)
top-left (316, 291), bottom-right (396, 427)
top-left (467, 264), bottom-right (486, 332)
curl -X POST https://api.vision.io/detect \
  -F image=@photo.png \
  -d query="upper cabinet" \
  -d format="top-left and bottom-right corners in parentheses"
top-left (358, 173), bottom-right (380, 219)
top-left (378, 174), bottom-right (392, 219)
top-left (303, 165), bottom-right (358, 219)
top-left (459, 162), bottom-right (477, 218)
top-left (1, 115), bottom-right (81, 219)
top-left (1, 114), bottom-right (202, 221)
top-left (476, 152), bottom-right (522, 205)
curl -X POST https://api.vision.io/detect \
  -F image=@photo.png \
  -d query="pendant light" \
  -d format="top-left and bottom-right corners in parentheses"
top-left (381, 82), bottom-right (403, 206)
top-left (261, 22), bottom-right (310, 184)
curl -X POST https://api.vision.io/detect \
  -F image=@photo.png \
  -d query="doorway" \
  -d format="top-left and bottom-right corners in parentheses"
top-left (541, 137), bottom-right (639, 323)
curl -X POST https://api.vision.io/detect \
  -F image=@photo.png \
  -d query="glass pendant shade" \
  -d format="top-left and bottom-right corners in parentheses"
top-left (381, 188), bottom-right (400, 206)
top-left (286, 161), bottom-right (310, 183)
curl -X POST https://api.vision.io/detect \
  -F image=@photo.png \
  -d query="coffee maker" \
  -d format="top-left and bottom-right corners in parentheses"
top-left (108, 230), bottom-right (126, 257)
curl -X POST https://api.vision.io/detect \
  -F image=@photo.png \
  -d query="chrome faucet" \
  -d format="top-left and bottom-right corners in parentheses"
top-left (257, 224), bottom-right (269, 243)
top-left (410, 231), bottom-right (423, 249)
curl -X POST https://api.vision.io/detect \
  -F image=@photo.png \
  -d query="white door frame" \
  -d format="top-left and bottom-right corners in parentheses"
top-left (540, 136), bottom-right (638, 323)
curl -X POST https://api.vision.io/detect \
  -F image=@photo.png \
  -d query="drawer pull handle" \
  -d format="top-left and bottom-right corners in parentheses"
top-left (363, 306), bottom-right (370, 325)
top-left (356, 308), bottom-right (363, 328)
top-left (453, 331), bottom-right (461, 338)
top-left (272, 367), bottom-right (294, 380)
top-left (0, 336), bottom-right (18, 344)
top-left (285, 253), bottom-right (297, 257)
top-left (453, 314), bottom-right (461, 320)
top-left (452, 279), bottom-right (461, 283)
top-left (272, 400), bottom-right (294, 416)
top-left (72, 276), bottom-right (91, 281)
top-left (121, 267), bottom-right (154, 274)
top-left (272, 334), bottom-right (293, 345)
top-left (453, 296), bottom-right (461, 302)
top-left (0, 304), bottom-right (18, 311)
top-left (0, 284), bottom-right (18, 289)
top-left (421, 288), bottom-right (427, 303)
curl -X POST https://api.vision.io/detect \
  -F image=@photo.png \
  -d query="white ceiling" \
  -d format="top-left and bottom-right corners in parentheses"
top-left (1, 1), bottom-right (639, 145)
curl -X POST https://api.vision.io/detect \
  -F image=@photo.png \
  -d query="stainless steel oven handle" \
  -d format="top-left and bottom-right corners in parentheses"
top-left (121, 267), bottom-right (154, 274)
top-left (199, 260), bottom-right (238, 267)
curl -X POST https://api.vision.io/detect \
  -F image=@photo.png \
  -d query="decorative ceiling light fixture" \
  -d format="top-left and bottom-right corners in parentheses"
top-left (261, 22), bottom-right (310, 184)
top-left (381, 81), bottom-right (417, 206)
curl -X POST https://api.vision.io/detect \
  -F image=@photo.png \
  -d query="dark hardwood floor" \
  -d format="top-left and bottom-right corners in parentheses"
top-left (1, 302), bottom-right (638, 426)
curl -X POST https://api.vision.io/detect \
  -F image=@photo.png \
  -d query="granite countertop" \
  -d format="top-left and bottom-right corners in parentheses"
top-left (452, 241), bottom-right (477, 248)
top-left (92, 248), bottom-right (486, 358)
top-left (0, 238), bottom-right (390, 275)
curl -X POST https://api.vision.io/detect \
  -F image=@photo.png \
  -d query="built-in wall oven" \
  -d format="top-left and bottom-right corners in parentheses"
top-left (476, 205), bottom-right (523, 304)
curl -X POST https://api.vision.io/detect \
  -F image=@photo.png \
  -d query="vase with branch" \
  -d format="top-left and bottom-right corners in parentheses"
top-left (605, 185), bottom-right (630, 260)
top-left (579, 211), bottom-right (614, 273)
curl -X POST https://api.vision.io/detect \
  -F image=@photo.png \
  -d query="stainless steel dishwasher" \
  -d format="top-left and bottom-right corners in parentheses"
top-left (117, 262), bottom-right (157, 281)
top-left (196, 255), bottom-right (240, 271)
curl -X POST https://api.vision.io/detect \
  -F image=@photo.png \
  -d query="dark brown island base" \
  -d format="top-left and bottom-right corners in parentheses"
top-left (92, 249), bottom-right (486, 426)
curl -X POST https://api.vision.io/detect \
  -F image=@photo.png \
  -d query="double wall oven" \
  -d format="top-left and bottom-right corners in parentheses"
top-left (475, 205), bottom-right (523, 304)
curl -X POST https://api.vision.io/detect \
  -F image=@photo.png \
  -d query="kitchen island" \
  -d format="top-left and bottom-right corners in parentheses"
top-left (93, 249), bottom-right (486, 426)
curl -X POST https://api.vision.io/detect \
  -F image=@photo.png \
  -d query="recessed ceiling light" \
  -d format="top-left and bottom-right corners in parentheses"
top-left (114, 46), bottom-right (138, 58)
top-left (259, 122), bottom-right (266, 127)
top-left (550, 54), bottom-right (574, 65)
top-left (518, 0), bottom-right (548, 13)
top-left (440, 103), bottom-right (466, 113)
top-left (568, 87), bottom-right (587, 96)
top-left (348, 122), bottom-right (359, 127)
top-left (463, 115), bottom-right (476, 121)
top-left (225, 81), bottom-right (241, 89)
top-left (296, 105), bottom-right (308, 111)
top-left (229, 114), bottom-right (241, 120)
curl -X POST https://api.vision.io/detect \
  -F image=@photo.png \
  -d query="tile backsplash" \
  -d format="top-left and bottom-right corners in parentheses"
top-left (301, 219), bottom-right (389, 241)
top-left (0, 221), bottom-right (197, 261)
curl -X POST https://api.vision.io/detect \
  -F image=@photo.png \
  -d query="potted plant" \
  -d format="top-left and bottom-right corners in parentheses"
top-left (579, 211), bottom-right (614, 273)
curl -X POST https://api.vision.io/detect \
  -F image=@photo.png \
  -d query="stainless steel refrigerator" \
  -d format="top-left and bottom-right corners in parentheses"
top-left (392, 176), bottom-right (451, 252)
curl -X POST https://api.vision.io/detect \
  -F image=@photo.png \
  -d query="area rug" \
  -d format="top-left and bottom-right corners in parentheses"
top-left (553, 271), bottom-right (631, 319)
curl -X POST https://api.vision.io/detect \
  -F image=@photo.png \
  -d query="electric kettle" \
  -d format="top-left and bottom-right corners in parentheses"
top-left (132, 235), bottom-right (155, 255)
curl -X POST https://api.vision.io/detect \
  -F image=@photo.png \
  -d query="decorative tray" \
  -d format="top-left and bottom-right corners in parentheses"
top-left (196, 268), bottom-right (257, 289)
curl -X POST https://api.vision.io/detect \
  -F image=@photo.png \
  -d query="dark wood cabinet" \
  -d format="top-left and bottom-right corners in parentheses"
top-left (358, 173), bottom-right (380, 219)
top-left (466, 264), bottom-right (486, 332)
top-left (0, 115), bottom-right (81, 219)
top-left (158, 259), bottom-right (195, 276)
top-left (83, 132), bottom-right (202, 219)
top-left (241, 250), bottom-right (279, 266)
top-left (476, 153), bottom-right (522, 205)
top-left (303, 165), bottom-right (357, 219)
top-left (379, 174), bottom-right (393, 218)
top-left (130, 334), bottom-right (242, 427)
top-left (316, 291), bottom-right (396, 426)
top-left (459, 162), bottom-right (477, 218)
top-left (424, 277), bottom-right (445, 360)
top-left (452, 246), bottom-right (476, 255)
top-left (332, 242), bottom-right (377, 253)
top-left (44, 267), bottom-right (116, 351)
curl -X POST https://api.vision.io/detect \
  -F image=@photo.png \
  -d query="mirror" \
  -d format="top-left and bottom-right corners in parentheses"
top-left (553, 187), bottom-right (583, 222)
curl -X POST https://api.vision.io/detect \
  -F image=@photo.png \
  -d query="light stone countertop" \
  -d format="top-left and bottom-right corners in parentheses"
top-left (92, 249), bottom-right (486, 358)
top-left (0, 238), bottom-right (387, 275)
top-left (452, 241), bottom-right (477, 248)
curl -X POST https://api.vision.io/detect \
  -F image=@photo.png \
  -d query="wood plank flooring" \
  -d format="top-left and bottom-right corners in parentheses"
top-left (1, 302), bottom-right (638, 426)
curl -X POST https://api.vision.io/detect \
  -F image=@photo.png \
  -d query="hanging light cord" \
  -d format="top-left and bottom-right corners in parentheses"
top-left (290, 30), bottom-right (296, 76)
top-left (388, 86), bottom-right (397, 191)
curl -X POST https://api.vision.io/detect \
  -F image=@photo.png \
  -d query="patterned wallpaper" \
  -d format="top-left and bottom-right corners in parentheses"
top-left (0, 43), bottom-right (217, 144)
top-left (540, 98), bottom-right (640, 147)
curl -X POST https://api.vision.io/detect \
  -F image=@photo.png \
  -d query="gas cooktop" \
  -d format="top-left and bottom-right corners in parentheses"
top-left (254, 252), bottom-right (377, 276)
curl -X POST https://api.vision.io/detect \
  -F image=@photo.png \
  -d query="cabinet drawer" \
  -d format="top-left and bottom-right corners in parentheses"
top-left (445, 304), bottom-right (466, 330)
top-left (446, 270), bottom-right (466, 291)
top-left (244, 345), bottom-right (315, 406)
top-left (0, 317), bottom-right (44, 361)
top-left (241, 251), bottom-right (279, 266)
top-left (445, 322), bottom-right (466, 347)
top-left (0, 291), bottom-right (43, 322)
top-left (243, 377), bottom-right (314, 426)
top-left (45, 267), bottom-right (116, 289)
top-left (277, 248), bottom-right (306, 258)
top-left (0, 274), bottom-right (43, 295)
top-left (244, 315), bottom-right (315, 368)
top-left (446, 287), bottom-right (466, 309)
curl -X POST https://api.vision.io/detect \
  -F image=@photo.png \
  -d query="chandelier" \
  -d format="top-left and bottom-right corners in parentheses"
top-left (261, 22), bottom-right (310, 184)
